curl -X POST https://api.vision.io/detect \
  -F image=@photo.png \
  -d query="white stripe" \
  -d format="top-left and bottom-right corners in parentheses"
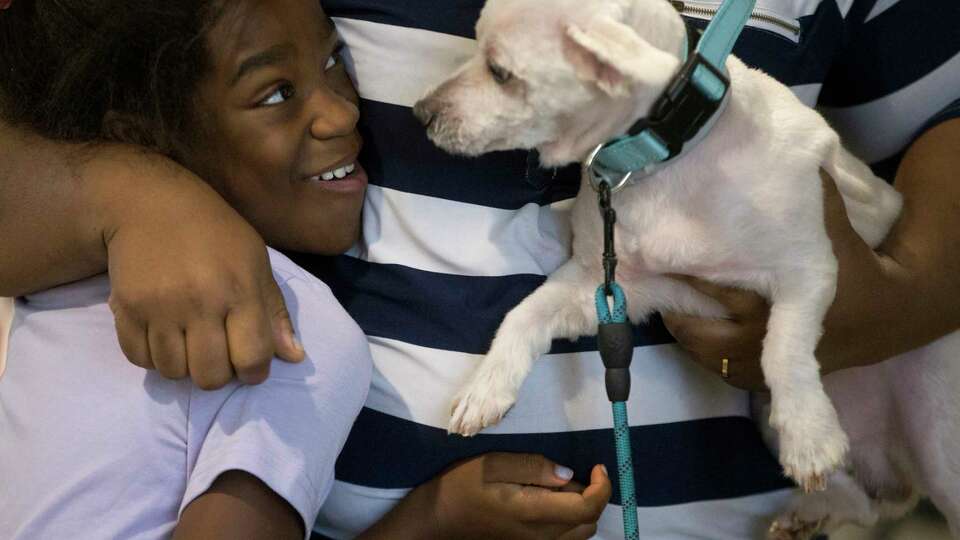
top-left (347, 185), bottom-right (572, 277)
top-left (865, 0), bottom-right (900, 22)
top-left (316, 480), bottom-right (790, 539)
top-left (334, 17), bottom-right (476, 108)
top-left (789, 82), bottom-right (822, 107)
top-left (820, 51), bottom-right (960, 163)
top-left (834, 0), bottom-right (856, 18)
top-left (363, 337), bottom-right (749, 433)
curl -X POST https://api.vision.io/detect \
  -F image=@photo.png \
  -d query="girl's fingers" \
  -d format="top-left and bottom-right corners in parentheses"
top-left (558, 523), bottom-right (600, 540)
top-left (513, 464), bottom-right (611, 525)
top-left (482, 452), bottom-right (575, 488)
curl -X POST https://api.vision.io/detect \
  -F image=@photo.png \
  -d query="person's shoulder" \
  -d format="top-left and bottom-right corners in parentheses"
top-left (266, 247), bottom-right (372, 378)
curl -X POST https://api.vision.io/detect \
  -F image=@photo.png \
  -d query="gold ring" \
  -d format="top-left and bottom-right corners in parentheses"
top-left (721, 358), bottom-right (730, 379)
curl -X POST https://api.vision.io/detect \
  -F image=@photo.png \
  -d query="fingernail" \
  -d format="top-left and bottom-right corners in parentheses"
top-left (291, 333), bottom-right (304, 353)
top-left (554, 465), bottom-right (574, 481)
top-left (600, 465), bottom-right (608, 477)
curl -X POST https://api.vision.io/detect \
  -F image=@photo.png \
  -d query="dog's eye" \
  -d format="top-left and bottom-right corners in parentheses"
top-left (487, 60), bottom-right (513, 85)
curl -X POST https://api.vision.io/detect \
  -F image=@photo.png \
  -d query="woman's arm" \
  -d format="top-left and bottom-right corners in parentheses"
top-left (0, 120), bottom-right (110, 296)
top-left (0, 119), bottom-right (303, 387)
top-left (662, 119), bottom-right (960, 389)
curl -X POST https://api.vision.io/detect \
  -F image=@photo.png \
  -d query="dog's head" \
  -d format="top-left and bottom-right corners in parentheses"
top-left (413, 0), bottom-right (687, 166)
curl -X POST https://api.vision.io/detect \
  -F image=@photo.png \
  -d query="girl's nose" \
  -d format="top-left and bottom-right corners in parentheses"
top-left (308, 86), bottom-right (360, 140)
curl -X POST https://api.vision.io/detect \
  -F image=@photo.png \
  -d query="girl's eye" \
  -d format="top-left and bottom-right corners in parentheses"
top-left (260, 83), bottom-right (296, 106)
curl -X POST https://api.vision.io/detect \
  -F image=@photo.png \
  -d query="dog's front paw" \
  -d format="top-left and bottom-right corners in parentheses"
top-left (771, 394), bottom-right (849, 492)
top-left (767, 514), bottom-right (825, 540)
top-left (448, 376), bottom-right (518, 436)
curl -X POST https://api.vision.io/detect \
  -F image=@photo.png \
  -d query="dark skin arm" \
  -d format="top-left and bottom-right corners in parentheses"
top-left (0, 120), bottom-right (303, 388)
top-left (174, 470), bottom-right (303, 540)
top-left (662, 119), bottom-right (960, 390)
top-left (359, 453), bottom-right (611, 540)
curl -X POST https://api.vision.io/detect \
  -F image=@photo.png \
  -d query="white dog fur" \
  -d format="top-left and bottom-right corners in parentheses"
top-left (413, 0), bottom-right (960, 537)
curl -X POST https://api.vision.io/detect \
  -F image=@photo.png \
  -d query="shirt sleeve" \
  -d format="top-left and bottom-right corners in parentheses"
top-left (178, 266), bottom-right (373, 539)
top-left (817, 0), bottom-right (960, 175)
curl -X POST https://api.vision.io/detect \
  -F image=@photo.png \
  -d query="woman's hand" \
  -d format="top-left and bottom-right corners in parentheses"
top-left (662, 172), bottom-right (886, 390)
top-left (361, 453), bottom-right (612, 540)
top-left (95, 150), bottom-right (305, 389)
top-left (663, 120), bottom-right (960, 390)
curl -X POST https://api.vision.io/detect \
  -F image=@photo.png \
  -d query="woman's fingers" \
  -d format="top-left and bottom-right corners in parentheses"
top-left (112, 307), bottom-right (153, 370)
top-left (185, 319), bottom-right (233, 390)
top-left (225, 301), bottom-right (275, 386)
top-left (667, 274), bottom-right (768, 318)
top-left (147, 323), bottom-right (188, 380)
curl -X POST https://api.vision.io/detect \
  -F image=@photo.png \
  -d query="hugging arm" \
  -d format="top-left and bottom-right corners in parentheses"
top-left (0, 119), bottom-right (304, 387)
top-left (663, 119), bottom-right (960, 389)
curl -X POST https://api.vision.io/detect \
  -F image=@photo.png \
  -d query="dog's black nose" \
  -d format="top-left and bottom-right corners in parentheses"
top-left (412, 100), bottom-right (436, 128)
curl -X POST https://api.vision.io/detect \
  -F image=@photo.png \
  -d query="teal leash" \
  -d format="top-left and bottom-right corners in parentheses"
top-left (583, 4), bottom-right (756, 537)
top-left (594, 183), bottom-right (639, 540)
top-left (595, 280), bottom-right (639, 540)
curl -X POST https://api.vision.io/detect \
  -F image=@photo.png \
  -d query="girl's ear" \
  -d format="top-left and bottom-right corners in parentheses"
top-left (563, 16), bottom-right (680, 97)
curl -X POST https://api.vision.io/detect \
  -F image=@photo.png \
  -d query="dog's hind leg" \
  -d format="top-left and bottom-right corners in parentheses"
top-left (822, 143), bottom-right (902, 248)
top-left (768, 470), bottom-right (880, 540)
top-left (762, 262), bottom-right (849, 492)
top-left (449, 260), bottom-right (599, 436)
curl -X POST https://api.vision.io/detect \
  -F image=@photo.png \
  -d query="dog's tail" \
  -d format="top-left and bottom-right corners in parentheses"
top-left (824, 143), bottom-right (903, 248)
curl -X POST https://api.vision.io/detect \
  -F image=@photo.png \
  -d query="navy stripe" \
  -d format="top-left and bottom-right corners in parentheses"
top-left (819, 0), bottom-right (960, 107)
top-left (356, 99), bottom-right (581, 209)
top-left (718, 1), bottom-right (845, 88)
top-left (335, 408), bottom-right (792, 505)
top-left (326, 0), bottom-right (484, 39)
top-left (288, 253), bottom-right (676, 355)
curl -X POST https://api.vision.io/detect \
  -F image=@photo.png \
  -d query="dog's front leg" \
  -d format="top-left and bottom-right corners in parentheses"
top-left (763, 264), bottom-right (849, 492)
top-left (449, 260), bottom-right (598, 436)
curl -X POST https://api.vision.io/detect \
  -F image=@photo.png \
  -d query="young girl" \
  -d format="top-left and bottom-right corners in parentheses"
top-left (0, 1), bottom-right (610, 539)
top-left (0, 1), bottom-right (373, 538)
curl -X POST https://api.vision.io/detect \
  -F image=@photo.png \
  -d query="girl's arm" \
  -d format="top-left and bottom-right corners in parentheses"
top-left (358, 453), bottom-right (611, 540)
top-left (0, 120), bottom-right (303, 387)
top-left (174, 471), bottom-right (303, 540)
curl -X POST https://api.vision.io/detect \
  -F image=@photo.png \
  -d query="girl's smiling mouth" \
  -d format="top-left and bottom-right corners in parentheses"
top-left (302, 161), bottom-right (368, 193)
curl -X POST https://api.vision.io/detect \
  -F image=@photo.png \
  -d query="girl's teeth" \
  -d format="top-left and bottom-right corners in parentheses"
top-left (334, 167), bottom-right (347, 179)
top-left (321, 172), bottom-right (335, 181)
top-left (345, 163), bottom-right (356, 174)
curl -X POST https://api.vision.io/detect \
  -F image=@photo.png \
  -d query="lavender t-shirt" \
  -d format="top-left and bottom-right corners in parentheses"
top-left (0, 249), bottom-right (372, 539)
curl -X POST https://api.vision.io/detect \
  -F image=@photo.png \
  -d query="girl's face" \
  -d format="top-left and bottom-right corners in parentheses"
top-left (187, 0), bottom-right (365, 254)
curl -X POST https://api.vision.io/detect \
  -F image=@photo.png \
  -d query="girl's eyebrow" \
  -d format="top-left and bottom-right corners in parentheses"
top-left (232, 43), bottom-right (295, 86)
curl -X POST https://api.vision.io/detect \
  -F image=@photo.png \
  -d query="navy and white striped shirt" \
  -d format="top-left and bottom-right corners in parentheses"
top-left (293, 1), bottom-right (960, 537)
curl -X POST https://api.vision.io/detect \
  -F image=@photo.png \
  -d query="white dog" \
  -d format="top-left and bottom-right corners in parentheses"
top-left (413, 0), bottom-right (960, 537)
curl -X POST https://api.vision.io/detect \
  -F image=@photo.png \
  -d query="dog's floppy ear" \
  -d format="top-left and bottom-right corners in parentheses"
top-left (563, 16), bottom-right (680, 96)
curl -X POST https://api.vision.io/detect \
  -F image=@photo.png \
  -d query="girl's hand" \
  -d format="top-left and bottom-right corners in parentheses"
top-left (95, 151), bottom-right (304, 389)
top-left (362, 453), bottom-right (612, 539)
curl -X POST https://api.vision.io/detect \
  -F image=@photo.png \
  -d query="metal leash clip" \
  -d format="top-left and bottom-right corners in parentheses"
top-left (583, 143), bottom-right (633, 194)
